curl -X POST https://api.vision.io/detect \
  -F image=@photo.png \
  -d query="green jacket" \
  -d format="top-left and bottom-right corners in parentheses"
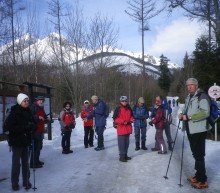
top-left (182, 89), bottom-right (211, 134)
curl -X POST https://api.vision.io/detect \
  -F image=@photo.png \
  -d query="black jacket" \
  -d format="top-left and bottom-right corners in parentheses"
top-left (5, 104), bottom-right (36, 147)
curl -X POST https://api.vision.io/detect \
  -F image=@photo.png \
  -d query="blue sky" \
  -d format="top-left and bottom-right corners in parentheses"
top-left (27, 0), bottom-right (205, 65)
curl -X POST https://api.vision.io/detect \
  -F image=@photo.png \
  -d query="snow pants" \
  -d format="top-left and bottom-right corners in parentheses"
top-left (84, 126), bottom-right (94, 147)
top-left (164, 123), bottom-right (173, 143)
top-left (186, 129), bottom-right (207, 183)
top-left (30, 132), bottom-right (43, 164)
top-left (118, 134), bottom-right (130, 157)
top-left (134, 127), bottom-right (147, 143)
top-left (61, 130), bottom-right (72, 149)
top-left (11, 146), bottom-right (30, 185)
top-left (95, 126), bottom-right (105, 148)
top-left (154, 128), bottom-right (167, 152)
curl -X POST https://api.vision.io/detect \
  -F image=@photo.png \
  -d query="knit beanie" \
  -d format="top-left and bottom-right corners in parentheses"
top-left (91, 95), bottom-right (98, 100)
top-left (138, 97), bottom-right (145, 103)
top-left (17, 93), bottom-right (29, 105)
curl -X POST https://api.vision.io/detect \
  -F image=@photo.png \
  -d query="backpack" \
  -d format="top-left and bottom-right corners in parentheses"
top-left (197, 92), bottom-right (220, 128)
top-left (112, 106), bottom-right (120, 128)
top-left (162, 99), bottom-right (172, 125)
top-left (3, 107), bottom-right (12, 135)
top-left (104, 103), bottom-right (110, 118)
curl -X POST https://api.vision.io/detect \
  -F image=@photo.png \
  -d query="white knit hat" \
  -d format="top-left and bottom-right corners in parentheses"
top-left (84, 100), bottom-right (90, 104)
top-left (17, 93), bottom-right (29, 105)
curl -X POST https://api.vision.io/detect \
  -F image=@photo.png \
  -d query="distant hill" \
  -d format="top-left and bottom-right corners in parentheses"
top-left (0, 33), bottom-right (180, 78)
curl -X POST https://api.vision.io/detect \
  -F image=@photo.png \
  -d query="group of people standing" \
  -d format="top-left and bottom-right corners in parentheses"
top-left (4, 76), bottom-right (210, 191)
top-left (113, 95), bottom-right (173, 162)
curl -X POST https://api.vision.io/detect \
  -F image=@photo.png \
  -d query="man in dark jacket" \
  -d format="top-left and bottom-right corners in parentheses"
top-left (30, 96), bottom-right (47, 168)
top-left (133, 97), bottom-right (149, 151)
top-left (5, 93), bottom-right (36, 191)
top-left (86, 95), bottom-right (107, 151)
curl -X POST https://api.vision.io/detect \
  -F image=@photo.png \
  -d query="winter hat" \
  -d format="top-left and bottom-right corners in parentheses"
top-left (17, 93), bottom-right (29, 105)
top-left (138, 97), bottom-right (145, 103)
top-left (35, 96), bottom-right (45, 100)
top-left (91, 95), bottom-right (98, 100)
top-left (84, 100), bottom-right (90, 104)
top-left (120, 96), bottom-right (128, 101)
top-left (186, 78), bottom-right (198, 85)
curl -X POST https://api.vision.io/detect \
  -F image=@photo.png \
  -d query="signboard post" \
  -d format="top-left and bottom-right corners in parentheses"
top-left (208, 83), bottom-right (220, 141)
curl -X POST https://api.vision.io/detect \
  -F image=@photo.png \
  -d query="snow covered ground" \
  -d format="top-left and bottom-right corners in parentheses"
top-left (0, 105), bottom-right (220, 193)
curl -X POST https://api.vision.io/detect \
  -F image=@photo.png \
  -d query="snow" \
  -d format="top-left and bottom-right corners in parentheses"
top-left (1, 105), bottom-right (220, 193)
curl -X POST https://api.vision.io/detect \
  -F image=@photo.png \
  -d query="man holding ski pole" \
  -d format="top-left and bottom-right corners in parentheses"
top-left (178, 78), bottom-right (211, 189)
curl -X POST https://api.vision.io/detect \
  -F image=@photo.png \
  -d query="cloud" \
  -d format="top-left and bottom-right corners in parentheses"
top-left (147, 17), bottom-right (204, 64)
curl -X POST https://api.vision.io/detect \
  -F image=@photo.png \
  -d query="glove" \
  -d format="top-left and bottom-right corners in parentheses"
top-left (64, 126), bottom-right (69, 130)
top-left (149, 121), bottom-right (153, 126)
top-left (69, 122), bottom-right (75, 129)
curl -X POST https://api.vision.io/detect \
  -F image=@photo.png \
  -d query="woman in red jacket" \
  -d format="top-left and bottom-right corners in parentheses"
top-left (150, 96), bottom-right (167, 154)
top-left (59, 102), bottom-right (75, 154)
top-left (80, 100), bottom-right (94, 148)
top-left (113, 96), bottom-right (134, 162)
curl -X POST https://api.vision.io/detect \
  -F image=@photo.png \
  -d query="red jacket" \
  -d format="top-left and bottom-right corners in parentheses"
top-left (151, 105), bottom-right (164, 130)
top-left (60, 109), bottom-right (75, 131)
top-left (31, 102), bottom-right (46, 134)
top-left (114, 104), bottom-right (134, 136)
top-left (80, 105), bottom-right (93, 127)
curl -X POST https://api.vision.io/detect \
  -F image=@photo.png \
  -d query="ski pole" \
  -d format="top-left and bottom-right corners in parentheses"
top-left (31, 133), bottom-right (37, 191)
top-left (163, 120), bottom-right (181, 179)
top-left (178, 130), bottom-right (185, 187)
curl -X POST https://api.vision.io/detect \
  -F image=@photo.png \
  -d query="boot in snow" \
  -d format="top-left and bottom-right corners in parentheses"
top-left (135, 142), bottom-right (140, 151)
top-left (141, 141), bottom-right (147, 150)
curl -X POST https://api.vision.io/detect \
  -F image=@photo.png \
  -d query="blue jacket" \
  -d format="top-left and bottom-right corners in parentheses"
top-left (87, 100), bottom-right (106, 127)
top-left (133, 104), bottom-right (149, 128)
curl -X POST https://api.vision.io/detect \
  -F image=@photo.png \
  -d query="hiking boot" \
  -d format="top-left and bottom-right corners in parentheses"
top-left (23, 181), bottom-right (32, 189)
top-left (151, 147), bottom-right (160, 151)
top-left (12, 184), bottom-right (19, 191)
top-left (89, 144), bottom-right (94, 147)
top-left (67, 149), bottom-right (73, 153)
top-left (94, 147), bottom-right (105, 151)
top-left (62, 149), bottom-right (69, 154)
top-left (141, 141), bottom-right (147, 150)
top-left (191, 181), bottom-right (208, 189)
top-left (30, 163), bottom-right (43, 168)
top-left (119, 157), bottom-right (127, 162)
top-left (187, 176), bottom-right (198, 183)
top-left (135, 142), bottom-right (140, 151)
top-left (125, 155), bottom-right (132, 160)
top-left (38, 160), bottom-right (44, 165)
top-left (158, 151), bottom-right (167, 154)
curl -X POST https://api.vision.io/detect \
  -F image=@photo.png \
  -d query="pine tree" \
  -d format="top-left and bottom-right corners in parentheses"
top-left (192, 36), bottom-right (220, 91)
top-left (158, 54), bottom-right (172, 95)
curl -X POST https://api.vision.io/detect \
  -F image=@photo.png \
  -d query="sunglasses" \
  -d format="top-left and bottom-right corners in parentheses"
top-left (121, 100), bottom-right (128, 102)
top-left (23, 100), bottom-right (29, 103)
